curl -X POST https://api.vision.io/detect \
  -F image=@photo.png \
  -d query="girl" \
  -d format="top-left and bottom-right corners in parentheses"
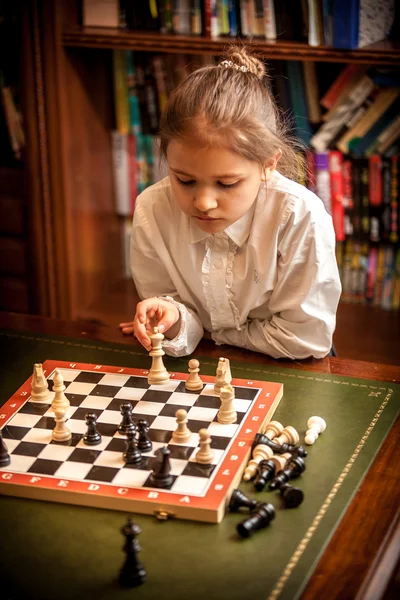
top-left (120, 46), bottom-right (341, 359)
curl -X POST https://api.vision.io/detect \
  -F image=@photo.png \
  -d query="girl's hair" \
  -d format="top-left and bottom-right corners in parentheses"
top-left (159, 46), bottom-right (303, 179)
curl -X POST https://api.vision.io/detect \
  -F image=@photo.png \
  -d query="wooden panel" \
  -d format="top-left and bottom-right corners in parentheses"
top-left (0, 238), bottom-right (26, 275)
top-left (0, 278), bottom-right (29, 312)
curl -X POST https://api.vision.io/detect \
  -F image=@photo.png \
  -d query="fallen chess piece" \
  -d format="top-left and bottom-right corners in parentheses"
top-left (305, 416), bottom-right (326, 445)
top-left (229, 489), bottom-right (258, 512)
top-left (280, 483), bottom-right (304, 508)
top-left (236, 503), bottom-right (275, 539)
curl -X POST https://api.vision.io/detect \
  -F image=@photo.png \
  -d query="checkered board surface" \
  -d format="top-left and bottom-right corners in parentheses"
top-left (0, 360), bottom-right (283, 523)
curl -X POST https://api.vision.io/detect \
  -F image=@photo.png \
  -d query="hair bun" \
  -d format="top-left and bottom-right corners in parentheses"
top-left (224, 46), bottom-right (267, 80)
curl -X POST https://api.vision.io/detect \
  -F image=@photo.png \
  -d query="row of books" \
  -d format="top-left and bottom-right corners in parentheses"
top-left (83, 0), bottom-right (397, 49)
top-left (0, 75), bottom-right (24, 162)
top-left (336, 241), bottom-right (400, 309)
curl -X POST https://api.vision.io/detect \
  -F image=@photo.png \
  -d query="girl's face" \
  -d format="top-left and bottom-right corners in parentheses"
top-left (167, 139), bottom-right (271, 234)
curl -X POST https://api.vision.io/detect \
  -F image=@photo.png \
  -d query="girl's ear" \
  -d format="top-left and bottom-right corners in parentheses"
top-left (261, 149), bottom-right (282, 181)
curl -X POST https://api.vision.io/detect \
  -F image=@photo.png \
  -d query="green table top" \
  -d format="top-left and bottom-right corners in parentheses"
top-left (0, 328), bottom-right (399, 600)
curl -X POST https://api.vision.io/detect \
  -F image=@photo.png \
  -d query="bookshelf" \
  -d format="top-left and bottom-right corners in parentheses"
top-left (7, 1), bottom-right (400, 329)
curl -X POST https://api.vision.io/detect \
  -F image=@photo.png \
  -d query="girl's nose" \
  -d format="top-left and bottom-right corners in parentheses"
top-left (194, 189), bottom-right (218, 212)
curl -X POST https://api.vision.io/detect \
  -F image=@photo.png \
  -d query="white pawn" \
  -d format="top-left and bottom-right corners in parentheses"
top-left (51, 369), bottom-right (70, 413)
top-left (243, 443), bottom-right (274, 481)
top-left (196, 429), bottom-right (214, 464)
top-left (217, 384), bottom-right (237, 424)
top-left (31, 363), bottom-right (49, 401)
top-left (148, 327), bottom-right (170, 385)
top-left (275, 425), bottom-right (299, 446)
top-left (214, 357), bottom-right (232, 395)
top-left (171, 409), bottom-right (192, 444)
top-left (263, 420), bottom-right (284, 439)
top-left (52, 406), bottom-right (71, 443)
top-left (305, 416), bottom-right (326, 445)
top-left (270, 452), bottom-right (292, 473)
top-left (185, 359), bottom-right (203, 391)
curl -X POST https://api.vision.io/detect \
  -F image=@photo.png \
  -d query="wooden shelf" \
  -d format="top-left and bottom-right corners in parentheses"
top-left (62, 27), bottom-right (400, 65)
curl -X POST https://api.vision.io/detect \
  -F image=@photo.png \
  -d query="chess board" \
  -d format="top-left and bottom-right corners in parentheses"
top-left (0, 360), bottom-right (283, 523)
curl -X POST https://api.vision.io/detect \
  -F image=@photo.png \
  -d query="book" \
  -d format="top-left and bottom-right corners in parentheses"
top-left (285, 61), bottom-right (313, 145)
top-left (125, 51), bottom-right (141, 135)
top-left (381, 245), bottom-right (395, 309)
top-left (343, 159), bottom-right (354, 237)
top-left (368, 155), bottom-right (383, 243)
top-left (314, 152), bottom-right (331, 214)
top-left (389, 155), bottom-right (399, 244)
top-left (365, 114), bottom-right (400, 157)
top-left (365, 245), bottom-right (378, 304)
top-left (263, 0), bottom-right (276, 39)
top-left (112, 50), bottom-right (129, 135)
top-left (320, 64), bottom-right (365, 110)
top-left (373, 245), bottom-right (386, 306)
top-left (392, 247), bottom-right (400, 310)
top-left (307, 0), bottom-right (324, 46)
top-left (111, 131), bottom-right (131, 216)
top-left (329, 151), bottom-right (345, 241)
top-left (348, 96), bottom-right (400, 156)
top-left (380, 157), bottom-right (392, 242)
top-left (302, 62), bottom-right (321, 125)
top-left (360, 158), bottom-right (370, 240)
top-left (332, 0), bottom-right (360, 49)
top-left (332, 0), bottom-right (394, 49)
top-left (82, 0), bottom-right (119, 27)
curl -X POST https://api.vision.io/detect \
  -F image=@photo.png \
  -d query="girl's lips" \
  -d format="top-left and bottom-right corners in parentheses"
top-left (195, 216), bottom-right (219, 221)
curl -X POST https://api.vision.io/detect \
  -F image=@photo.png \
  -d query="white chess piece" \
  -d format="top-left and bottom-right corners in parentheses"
top-left (171, 409), bottom-right (192, 444)
top-left (270, 452), bottom-right (291, 473)
top-left (148, 327), bottom-right (170, 385)
top-left (51, 369), bottom-right (70, 413)
top-left (305, 416), bottom-right (326, 445)
top-left (214, 357), bottom-right (232, 394)
top-left (52, 406), bottom-right (72, 442)
top-left (196, 429), bottom-right (214, 464)
top-left (185, 359), bottom-right (203, 391)
top-left (31, 363), bottom-right (49, 401)
top-left (274, 425), bottom-right (299, 446)
top-left (263, 420), bottom-right (284, 439)
top-left (242, 444), bottom-right (274, 481)
top-left (217, 384), bottom-right (237, 424)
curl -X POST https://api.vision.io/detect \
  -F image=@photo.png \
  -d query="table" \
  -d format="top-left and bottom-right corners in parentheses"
top-left (0, 312), bottom-right (399, 600)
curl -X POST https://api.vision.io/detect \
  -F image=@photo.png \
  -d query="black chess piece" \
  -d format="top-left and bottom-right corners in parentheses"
top-left (236, 503), bottom-right (275, 539)
top-left (251, 433), bottom-right (307, 457)
top-left (137, 419), bottom-right (152, 452)
top-left (148, 446), bottom-right (173, 489)
top-left (0, 430), bottom-right (11, 467)
top-left (229, 489), bottom-right (258, 512)
top-left (83, 413), bottom-right (102, 445)
top-left (118, 402), bottom-right (136, 435)
top-left (123, 430), bottom-right (142, 464)
top-left (253, 459), bottom-right (277, 491)
top-left (280, 482), bottom-right (304, 508)
top-left (269, 456), bottom-right (306, 490)
top-left (119, 517), bottom-right (147, 588)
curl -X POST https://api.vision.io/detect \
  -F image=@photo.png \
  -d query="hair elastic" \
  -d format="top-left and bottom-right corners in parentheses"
top-left (219, 60), bottom-right (248, 72)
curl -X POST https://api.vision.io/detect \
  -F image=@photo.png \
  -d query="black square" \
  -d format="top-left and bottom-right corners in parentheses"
top-left (68, 447), bottom-right (101, 463)
top-left (71, 407), bottom-right (104, 421)
top-left (28, 458), bottom-right (63, 476)
top-left (106, 398), bottom-right (139, 412)
top-left (174, 381), bottom-right (203, 394)
top-left (12, 441), bottom-right (46, 457)
top-left (105, 437), bottom-right (126, 453)
top-left (35, 416), bottom-right (58, 430)
top-left (124, 456), bottom-right (158, 471)
top-left (85, 465), bottom-right (119, 483)
top-left (166, 445), bottom-right (195, 460)
top-left (186, 420), bottom-right (210, 433)
top-left (233, 386), bottom-right (259, 401)
top-left (124, 376), bottom-right (150, 389)
top-left (193, 395), bottom-right (220, 409)
top-left (19, 402), bottom-right (51, 416)
top-left (73, 371), bottom-right (105, 384)
top-left (65, 393), bottom-right (89, 406)
top-left (1, 425), bottom-right (30, 440)
top-left (143, 473), bottom-right (177, 490)
top-left (159, 404), bottom-right (191, 417)
top-left (140, 390), bottom-right (172, 404)
top-left (210, 436), bottom-right (231, 450)
top-left (50, 432), bottom-right (82, 447)
top-left (147, 429), bottom-right (172, 444)
top-left (181, 462), bottom-right (215, 478)
top-left (96, 422), bottom-right (118, 437)
top-left (89, 384), bottom-right (119, 398)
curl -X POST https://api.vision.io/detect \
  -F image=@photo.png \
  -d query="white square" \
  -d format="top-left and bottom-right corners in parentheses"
top-left (7, 413), bottom-right (42, 428)
top-left (22, 428), bottom-right (53, 445)
top-left (200, 384), bottom-right (218, 396)
top-left (145, 441), bottom-right (165, 456)
top-left (234, 399), bottom-right (252, 412)
top-left (2, 438), bottom-right (21, 454)
top-left (38, 444), bottom-right (76, 461)
top-left (76, 436), bottom-right (113, 451)
top-left (79, 396), bottom-right (114, 410)
top-left (169, 458), bottom-right (189, 476)
top-left (149, 380), bottom-right (180, 392)
top-left (207, 422), bottom-right (239, 438)
top-left (170, 475), bottom-right (208, 496)
top-left (132, 401), bottom-right (163, 416)
top-left (190, 447), bottom-right (225, 465)
top-left (94, 450), bottom-right (125, 469)
top-left (1, 454), bottom-right (37, 473)
top-left (112, 468), bottom-right (150, 488)
top-left (54, 461), bottom-right (93, 480)
top-left (166, 392), bottom-right (198, 407)
top-left (64, 381), bottom-right (97, 396)
top-left (28, 392), bottom-right (55, 405)
top-left (115, 387), bottom-right (147, 402)
top-left (43, 406), bottom-right (78, 420)
top-left (99, 373), bottom-right (131, 387)
top-left (96, 410), bottom-right (121, 425)
top-left (150, 416), bottom-right (177, 431)
top-left (66, 419), bottom-right (87, 434)
top-left (169, 433), bottom-right (200, 448)
top-left (49, 368), bottom-right (80, 382)
top-left (187, 406), bottom-right (218, 421)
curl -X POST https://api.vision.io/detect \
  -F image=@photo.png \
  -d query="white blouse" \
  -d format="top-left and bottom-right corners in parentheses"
top-left (130, 171), bottom-right (341, 359)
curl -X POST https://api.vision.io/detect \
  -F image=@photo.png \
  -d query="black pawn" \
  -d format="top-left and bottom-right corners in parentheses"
top-left (229, 489), bottom-right (258, 512)
top-left (149, 447), bottom-right (173, 488)
top-left (119, 517), bottom-right (146, 588)
top-left (253, 459), bottom-right (277, 491)
top-left (118, 402), bottom-right (136, 435)
top-left (269, 456), bottom-right (306, 490)
top-left (137, 419), bottom-right (152, 452)
top-left (280, 483), bottom-right (304, 508)
top-left (83, 413), bottom-right (102, 445)
top-left (237, 503), bottom-right (275, 539)
top-left (0, 431), bottom-right (11, 467)
top-left (123, 430), bottom-right (142, 464)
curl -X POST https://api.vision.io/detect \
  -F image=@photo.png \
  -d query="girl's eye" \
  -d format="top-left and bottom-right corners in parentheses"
top-left (218, 181), bottom-right (239, 188)
top-left (177, 178), bottom-right (195, 186)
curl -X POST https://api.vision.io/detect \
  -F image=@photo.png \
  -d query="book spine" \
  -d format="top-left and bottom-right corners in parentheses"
top-left (360, 158), bottom-right (370, 241)
top-left (381, 245), bottom-right (395, 310)
top-left (365, 245), bottom-right (378, 304)
top-left (329, 150), bottom-right (345, 241)
top-left (128, 133), bottom-right (137, 214)
top-left (389, 155), bottom-right (399, 244)
top-left (314, 152), bottom-right (332, 214)
top-left (203, 0), bottom-right (212, 36)
top-left (343, 159), bottom-right (354, 237)
top-left (392, 247), bottom-right (400, 310)
top-left (263, 0), bottom-right (276, 39)
top-left (368, 155), bottom-right (383, 243)
top-left (228, 0), bottom-right (238, 35)
top-left (191, 0), bottom-right (203, 34)
top-left (373, 245), bottom-right (386, 306)
top-left (332, 0), bottom-right (360, 49)
top-left (113, 50), bottom-right (130, 135)
top-left (320, 64), bottom-right (363, 110)
top-left (305, 149), bottom-right (316, 193)
top-left (111, 131), bottom-right (131, 216)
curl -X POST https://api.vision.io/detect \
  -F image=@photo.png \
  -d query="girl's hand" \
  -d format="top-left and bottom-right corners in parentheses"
top-left (121, 298), bottom-right (181, 351)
